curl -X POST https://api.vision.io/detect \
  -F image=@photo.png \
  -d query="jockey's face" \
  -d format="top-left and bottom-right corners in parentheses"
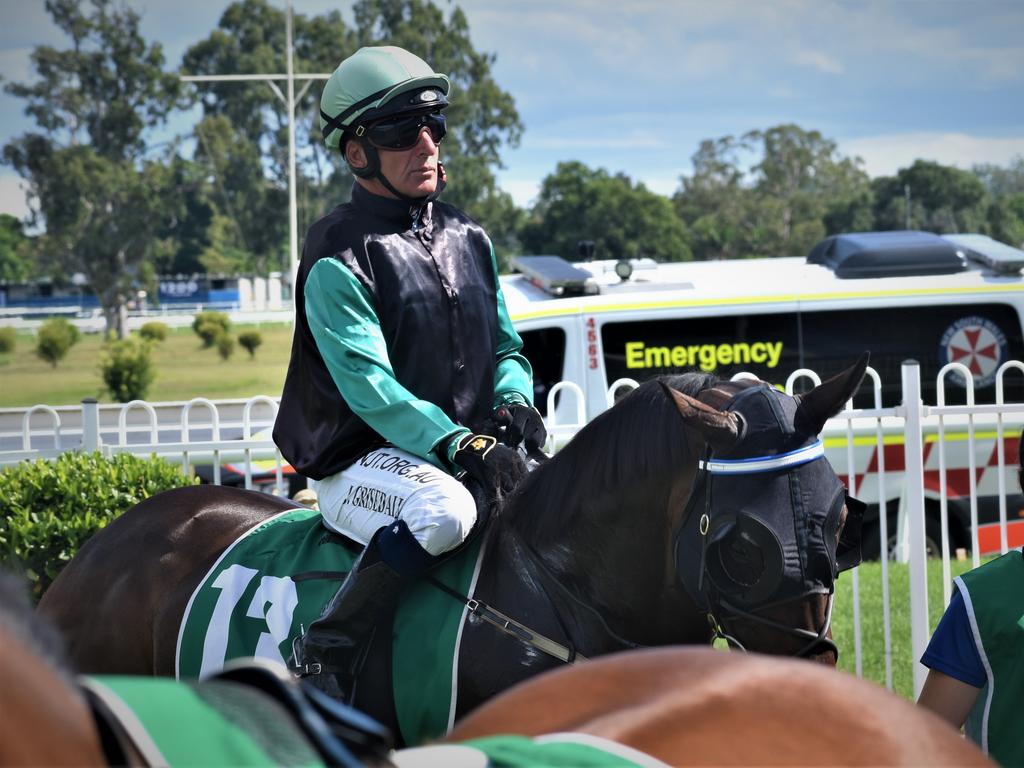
top-left (348, 124), bottom-right (440, 201)
top-left (377, 125), bottom-right (440, 199)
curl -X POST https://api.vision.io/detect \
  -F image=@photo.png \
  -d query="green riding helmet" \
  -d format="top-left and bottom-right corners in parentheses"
top-left (319, 46), bottom-right (451, 151)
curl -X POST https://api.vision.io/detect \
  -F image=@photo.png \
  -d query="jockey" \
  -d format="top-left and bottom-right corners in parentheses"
top-left (273, 45), bottom-right (545, 698)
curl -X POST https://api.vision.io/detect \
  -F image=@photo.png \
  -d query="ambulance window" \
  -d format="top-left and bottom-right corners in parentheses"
top-left (798, 303), bottom-right (1024, 407)
top-left (601, 313), bottom-right (802, 390)
top-left (518, 327), bottom-right (567, 417)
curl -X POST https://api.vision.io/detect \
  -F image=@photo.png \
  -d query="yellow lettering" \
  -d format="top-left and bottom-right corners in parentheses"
top-left (698, 345), bottom-right (717, 371)
top-left (671, 346), bottom-right (688, 366)
top-left (766, 342), bottom-right (783, 368)
top-left (625, 342), bottom-right (644, 368)
top-left (749, 342), bottom-right (767, 363)
top-left (717, 344), bottom-right (733, 366)
top-left (646, 346), bottom-right (671, 368)
top-left (733, 343), bottom-right (750, 365)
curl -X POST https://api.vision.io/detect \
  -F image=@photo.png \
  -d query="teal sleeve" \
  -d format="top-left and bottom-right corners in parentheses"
top-left (305, 258), bottom-right (469, 471)
top-left (489, 241), bottom-right (535, 408)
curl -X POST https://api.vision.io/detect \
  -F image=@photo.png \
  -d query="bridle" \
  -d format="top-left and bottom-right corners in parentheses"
top-left (680, 437), bottom-right (844, 661)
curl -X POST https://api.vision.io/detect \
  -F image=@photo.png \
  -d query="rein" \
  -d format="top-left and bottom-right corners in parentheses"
top-left (423, 529), bottom-right (646, 666)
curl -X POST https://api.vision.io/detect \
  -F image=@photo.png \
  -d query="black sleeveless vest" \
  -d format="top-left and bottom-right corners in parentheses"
top-left (274, 184), bottom-right (499, 479)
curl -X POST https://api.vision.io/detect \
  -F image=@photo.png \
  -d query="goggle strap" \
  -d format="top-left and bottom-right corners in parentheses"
top-left (321, 82), bottom-right (403, 140)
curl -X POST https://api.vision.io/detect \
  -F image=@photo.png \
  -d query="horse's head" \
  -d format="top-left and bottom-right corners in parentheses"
top-left (665, 353), bottom-right (869, 665)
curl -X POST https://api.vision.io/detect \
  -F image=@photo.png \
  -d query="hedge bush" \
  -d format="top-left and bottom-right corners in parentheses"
top-left (0, 326), bottom-right (17, 353)
top-left (138, 321), bottom-right (169, 342)
top-left (36, 317), bottom-right (80, 367)
top-left (238, 330), bottom-right (263, 359)
top-left (216, 332), bottom-right (235, 361)
top-left (0, 451), bottom-right (196, 599)
top-left (192, 311), bottom-right (230, 348)
top-left (100, 337), bottom-right (155, 402)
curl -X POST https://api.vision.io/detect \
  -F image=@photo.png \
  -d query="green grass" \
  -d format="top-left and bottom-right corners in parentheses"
top-left (0, 323), bottom-right (294, 406)
top-left (832, 556), bottom-right (992, 700)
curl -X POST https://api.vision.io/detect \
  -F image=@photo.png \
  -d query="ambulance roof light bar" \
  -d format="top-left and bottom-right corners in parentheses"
top-left (941, 234), bottom-right (1024, 275)
top-left (510, 255), bottom-right (599, 296)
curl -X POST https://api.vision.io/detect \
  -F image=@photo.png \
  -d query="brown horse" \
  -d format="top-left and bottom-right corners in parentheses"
top-left (0, 573), bottom-right (107, 767)
top-left (1, 593), bottom-right (988, 768)
top-left (38, 357), bottom-right (870, 742)
top-left (449, 647), bottom-right (990, 766)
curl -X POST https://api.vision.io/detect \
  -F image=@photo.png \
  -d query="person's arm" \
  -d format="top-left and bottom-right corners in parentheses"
top-left (918, 669), bottom-right (981, 729)
top-left (917, 585), bottom-right (986, 730)
top-left (305, 257), bottom-right (468, 470)
top-left (487, 241), bottom-right (534, 408)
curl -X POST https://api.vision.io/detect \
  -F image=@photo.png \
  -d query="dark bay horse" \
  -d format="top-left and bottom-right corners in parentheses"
top-left (39, 356), bottom-right (869, 740)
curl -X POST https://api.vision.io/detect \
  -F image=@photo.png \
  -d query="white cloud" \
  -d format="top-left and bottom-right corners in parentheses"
top-left (497, 178), bottom-right (540, 209)
top-left (843, 133), bottom-right (1024, 177)
top-left (0, 172), bottom-right (30, 220)
top-left (792, 49), bottom-right (844, 76)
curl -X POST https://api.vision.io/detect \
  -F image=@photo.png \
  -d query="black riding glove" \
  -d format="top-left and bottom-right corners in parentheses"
top-left (450, 432), bottom-right (527, 495)
top-left (493, 403), bottom-right (547, 452)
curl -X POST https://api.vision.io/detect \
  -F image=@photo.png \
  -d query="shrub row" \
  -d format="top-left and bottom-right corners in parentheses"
top-left (0, 451), bottom-right (196, 599)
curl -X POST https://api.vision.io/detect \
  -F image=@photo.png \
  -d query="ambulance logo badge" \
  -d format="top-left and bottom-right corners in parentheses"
top-left (939, 316), bottom-right (1007, 388)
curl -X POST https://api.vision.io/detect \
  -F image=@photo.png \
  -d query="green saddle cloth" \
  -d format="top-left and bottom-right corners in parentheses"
top-left (176, 507), bottom-right (484, 745)
top-left (83, 677), bottom-right (667, 768)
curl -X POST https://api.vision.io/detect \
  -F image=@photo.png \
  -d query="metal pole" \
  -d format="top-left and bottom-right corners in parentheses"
top-left (81, 398), bottom-right (101, 452)
top-left (904, 184), bottom-right (912, 230)
top-left (285, 0), bottom-right (300, 298)
top-left (900, 360), bottom-right (930, 699)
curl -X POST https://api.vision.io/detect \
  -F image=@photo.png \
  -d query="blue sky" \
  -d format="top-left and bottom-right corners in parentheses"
top-left (1, 0), bottom-right (1023, 217)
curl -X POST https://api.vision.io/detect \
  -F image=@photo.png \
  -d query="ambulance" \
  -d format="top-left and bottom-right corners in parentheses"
top-left (500, 230), bottom-right (1024, 558)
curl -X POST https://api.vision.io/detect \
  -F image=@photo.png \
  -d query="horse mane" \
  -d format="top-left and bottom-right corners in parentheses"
top-left (505, 372), bottom-right (719, 545)
top-left (0, 570), bottom-right (75, 683)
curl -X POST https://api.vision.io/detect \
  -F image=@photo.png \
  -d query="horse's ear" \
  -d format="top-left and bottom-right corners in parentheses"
top-left (795, 352), bottom-right (870, 436)
top-left (662, 383), bottom-right (744, 453)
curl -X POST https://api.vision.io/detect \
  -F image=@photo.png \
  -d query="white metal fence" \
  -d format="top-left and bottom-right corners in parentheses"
top-left (3, 359), bottom-right (1023, 698)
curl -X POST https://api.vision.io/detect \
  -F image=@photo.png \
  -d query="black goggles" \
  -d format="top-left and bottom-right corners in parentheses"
top-left (359, 112), bottom-right (446, 151)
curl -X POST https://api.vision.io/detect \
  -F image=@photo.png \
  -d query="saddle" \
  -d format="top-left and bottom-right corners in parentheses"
top-left (82, 659), bottom-right (394, 767)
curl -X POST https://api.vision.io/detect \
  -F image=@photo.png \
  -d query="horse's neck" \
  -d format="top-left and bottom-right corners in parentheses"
top-left (482, 519), bottom-right (665, 654)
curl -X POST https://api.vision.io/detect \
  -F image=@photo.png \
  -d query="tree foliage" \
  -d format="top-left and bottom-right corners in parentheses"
top-left (181, 0), bottom-right (522, 269)
top-left (673, 125), bottom-right (871, 260)
top-left (872, 160), bottom-right (988, 234)
top-left (0, 214), bottom-right (33, 283)
top-left (2, 0), bottom-right (182, 337)
top-left (522, 161), bottom-right (690, 263)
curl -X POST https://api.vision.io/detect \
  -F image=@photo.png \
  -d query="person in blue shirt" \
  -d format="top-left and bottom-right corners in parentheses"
top-left (917, 439), bottom-right (1024, 766)
top-left (273, 46), bottom-right (545, 698)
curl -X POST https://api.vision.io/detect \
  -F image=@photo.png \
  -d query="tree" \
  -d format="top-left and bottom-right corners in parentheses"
top-left (746, 125), bottom-right (871, 256)
top-left (0, 214), bottom-right (33, 283)
top-left (674, 136), bottom-right (757, 260)
top-left (675, 126), bottom-right (872, 260)
top-left (181, 0), bottom-right (523, 268)
top-left (521, 161), bottom-right (691, 263)
top-left (987, 194), bottom-right (1024, 248)
top-left (974, 157), bottom-right (1024, 198)
top-left (2, 0), bottom-right (182, 338)
top-left (872, 160), bottom-right (988, 233)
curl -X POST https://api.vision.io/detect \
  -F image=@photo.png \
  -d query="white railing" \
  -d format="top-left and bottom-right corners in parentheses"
top-left (4, 361), bottom-right (1024, 699)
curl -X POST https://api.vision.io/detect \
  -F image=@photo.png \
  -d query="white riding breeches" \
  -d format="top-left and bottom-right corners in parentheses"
top-left (312, 446), bottom-right (476, 556)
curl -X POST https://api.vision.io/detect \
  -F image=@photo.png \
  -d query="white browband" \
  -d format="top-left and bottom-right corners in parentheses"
top-left (699, 440), bottom-right (825, 475)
